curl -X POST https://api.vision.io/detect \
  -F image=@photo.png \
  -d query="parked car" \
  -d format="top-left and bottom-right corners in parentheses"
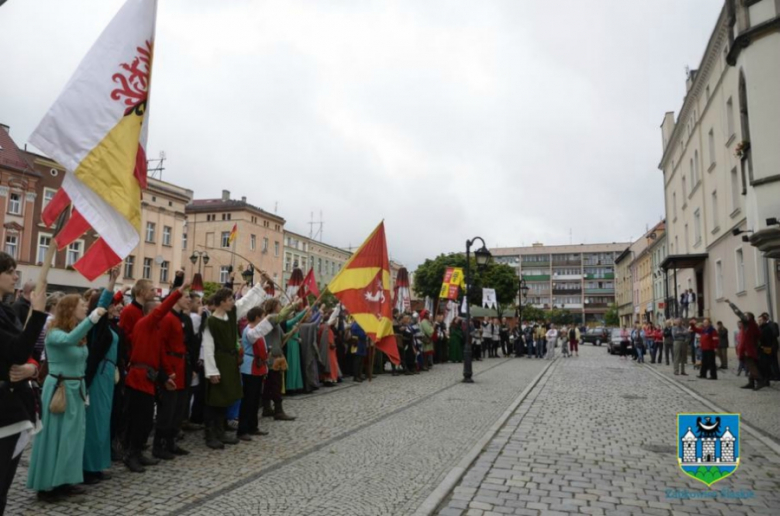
top-left (581, 327), bottom-right (609, 346)
top-left (608, 328), bottom-right (633, 355)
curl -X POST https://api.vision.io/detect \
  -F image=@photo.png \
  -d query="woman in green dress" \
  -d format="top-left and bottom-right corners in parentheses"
top-left (284, 309), bottom-right (308, 393)
top-left (449, 317), bottom-right (464, 363)
top-left (83, 268), bottom-right (120, 483)
top-left (27, 294), bottom-right (106, 501)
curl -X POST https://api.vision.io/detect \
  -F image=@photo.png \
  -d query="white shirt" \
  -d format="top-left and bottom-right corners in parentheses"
top-left (203, 284), bottom-right (269, 378)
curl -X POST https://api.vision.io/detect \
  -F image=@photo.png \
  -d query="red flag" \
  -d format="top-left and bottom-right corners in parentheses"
top-left (301, 268), bottom-right (321, 301)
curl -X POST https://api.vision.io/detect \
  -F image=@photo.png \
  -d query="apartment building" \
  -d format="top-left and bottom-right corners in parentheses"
top-left (281, 230), bottom-right (352, 291)
top-left (184, 190), bottom-right (285, 287)
top-left (491, 242), bottom-right (629, 324)
top-left (659, 0), bottom-right (779, 325)
top-left (649, 226), bottom-right (668, 324)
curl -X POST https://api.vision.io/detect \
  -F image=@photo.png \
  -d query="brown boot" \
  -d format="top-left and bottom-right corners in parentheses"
top-left (273, 400), bottom-right (296, 421)
top-left (261, 399), bottom-right (274, 418)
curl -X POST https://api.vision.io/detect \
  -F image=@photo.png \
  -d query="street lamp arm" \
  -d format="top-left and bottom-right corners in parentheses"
top-left (467, 236), bottom-right (487, 249)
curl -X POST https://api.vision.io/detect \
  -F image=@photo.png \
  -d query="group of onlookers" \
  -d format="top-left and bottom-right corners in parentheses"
top-left (615, 299), bottom-right (779, 391)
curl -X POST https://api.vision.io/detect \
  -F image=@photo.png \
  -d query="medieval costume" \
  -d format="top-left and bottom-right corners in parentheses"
top-left (237, 320), bottom-right (269, 439)
top-left (203, 285), bottom-right (268, 448)
top-left (27, 310), bottom-right (102, 494)
top-left (448, 319), bottom-right (464, 363)
top-left (350, 321), bottom-right (367, 382)
top-left (420, 311), bottom-right (434, 368)
top-left (259, 303), bottom-right (297, 420)
top-left (283, 310), bottom-right (309, 393)
top-left (83, 289), bottom-right (119, 480)
top-left (298, 313), bottom-right (323, 392)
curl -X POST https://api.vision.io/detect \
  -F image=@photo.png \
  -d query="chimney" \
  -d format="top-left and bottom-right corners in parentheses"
top-left (0, 123), bottom-right (9, 134)
top-left (660, 111), bottom-right (676, 153)
top-left (532, 242), bottom-right (544, 248)
top-left (241, 196), bottom-right (247, 203)
top-left (221, 190), bottom-right (230, 201)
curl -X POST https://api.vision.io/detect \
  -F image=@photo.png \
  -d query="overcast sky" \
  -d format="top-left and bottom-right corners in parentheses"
top-left (0, 0), bottom-right (722, 270)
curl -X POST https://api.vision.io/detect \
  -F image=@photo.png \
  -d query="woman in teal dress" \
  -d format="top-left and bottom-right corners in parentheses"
top-left (83, 268), bottom-right (120, 483)
top-left (27, 294), bottom-right (106, 501)
top-left (283, 310), bottom-right (308, 393)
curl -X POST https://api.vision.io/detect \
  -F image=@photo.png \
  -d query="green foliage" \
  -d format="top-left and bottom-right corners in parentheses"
top-left (317, 290), bottom-right (339, 308)
top-left (688, 466), bottom-right (724, 485)
top-left (202, 282), bottom-right (222, 300)
top-left (412, 253), bottom-right (519, 317)
top-left (517, 304), bottom-right (545, 322)
top-left (547, 307), bottom-right (575, 325)
top-left (605, 303), bottom-right (620, 327)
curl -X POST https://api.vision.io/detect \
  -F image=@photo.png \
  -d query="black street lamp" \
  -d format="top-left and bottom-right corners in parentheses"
top-left (516, 276), bottom-right (529, 322)
top-left (241, 264), bottom-right (255, 286)
top-left (464, 237), bottom-right (492, 384)
top-left (189, 250), bottom-right (209, 273)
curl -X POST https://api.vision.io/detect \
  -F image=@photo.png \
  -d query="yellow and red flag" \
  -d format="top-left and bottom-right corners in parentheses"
top-left (228, 223), bottom-right (238, 244)
top-left (439, 267), bottom-right (465, 300)
top-left (328, 222), bottom-right (399, 365)
top-left (30, 0), bottom-right (158, 281)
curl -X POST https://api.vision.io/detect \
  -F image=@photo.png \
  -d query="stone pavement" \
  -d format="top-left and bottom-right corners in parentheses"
top-left (6, 356), bottom-right (547, 516)
top-left (644, 348), bottom-right (780, 444)
top-left (436, 346), bottom-right (780, 516)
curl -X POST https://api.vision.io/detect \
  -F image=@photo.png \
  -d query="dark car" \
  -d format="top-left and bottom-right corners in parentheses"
top-left (581, 327), bottom-right (609, 346)
top-left (608, 328), bottom-right (633, 355)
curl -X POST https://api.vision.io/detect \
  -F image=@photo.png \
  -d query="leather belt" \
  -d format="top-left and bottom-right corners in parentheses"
top-left (166, 351), bottom-right (186, 359)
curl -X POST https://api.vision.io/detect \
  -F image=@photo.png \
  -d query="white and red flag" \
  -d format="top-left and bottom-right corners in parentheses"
top-left (30, 0), bottom-right (158, 281)
top-left (300, 268), bottom-right (321, 301)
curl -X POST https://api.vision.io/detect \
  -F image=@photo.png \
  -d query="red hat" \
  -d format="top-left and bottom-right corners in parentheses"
top-left (111, 291), bottom-right (124, 305)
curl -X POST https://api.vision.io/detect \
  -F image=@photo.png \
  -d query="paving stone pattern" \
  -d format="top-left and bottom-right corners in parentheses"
top-left (6, 357), bottom-right (546, 516)
top-left (437, 346), bottom-right (780, 516)
top-left (646, 347), bottom-right (780, 444)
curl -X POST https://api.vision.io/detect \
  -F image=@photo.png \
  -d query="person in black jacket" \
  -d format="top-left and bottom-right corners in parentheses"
top-left (11, 281), bottom-right (34, 324)
top-left (0, 252), bottom-right (48, 514)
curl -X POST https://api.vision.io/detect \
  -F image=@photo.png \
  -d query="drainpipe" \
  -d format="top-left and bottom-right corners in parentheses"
top-left (764, 256), bottom-right (773, 319)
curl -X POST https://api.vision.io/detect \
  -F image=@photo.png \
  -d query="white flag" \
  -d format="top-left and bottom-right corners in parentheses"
top-left (482, 288), bottom-right (497, 309)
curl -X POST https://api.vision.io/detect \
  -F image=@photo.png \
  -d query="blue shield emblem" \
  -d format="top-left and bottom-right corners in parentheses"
top-left (677, 413), bottom-right (740, 486)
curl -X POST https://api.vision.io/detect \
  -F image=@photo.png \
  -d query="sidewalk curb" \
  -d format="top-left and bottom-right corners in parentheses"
top-left (643, 364), bottom-right (780, 459)
top-left (414, 359), bottom-right (556, 516)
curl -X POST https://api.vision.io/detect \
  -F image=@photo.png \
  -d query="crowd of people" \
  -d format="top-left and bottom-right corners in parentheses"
top-left (612, 302), bottom-right (779, 390)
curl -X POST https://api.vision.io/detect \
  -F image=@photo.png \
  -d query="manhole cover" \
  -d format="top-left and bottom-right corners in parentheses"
top-left (642, 444), bottom-right (677, 454)
top-left (621, 394), bottom-right (647, 400)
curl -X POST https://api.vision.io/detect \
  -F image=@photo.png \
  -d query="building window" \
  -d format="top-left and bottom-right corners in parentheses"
top-left (726, 97), bottom-right (735, 137)
top-left (160, 261), bottom-right (169, 283)
top-left (684, 224), bottom-right (689, 253)
top-left (146, 222), bottom-right (156, 243)
top-left (693, 150), bottom-right (699, 184)
top-left (143, 258), bottom-right (153, 280)
top-left (730, 167), bottom-right (740, 212)
top-left (66, 242), bottom-right (83, 267)
top-left (43, 188), bottom-right (57, 209)
top-left (182, 233), bottom-right (188, 250)
top-left (673, 192), bottom-right (677, 219)
top-left (262, 237), bottom-right (269, 253)
top-left (735, 248), bottom-right (745, 293)
top-left (221, 231), bottom-right (230, 248)
top-left (162, 226), bottom-right (172, 246)
top-left (711, 191), bottom-right (719, 230)
top-left (124, 255), bottom-right (135, 278)
top-left (4, 235), bottom-right (18, 258)
top-left (682, 176), bottom-right (687, 200)
top-left (755, 249), bottom-right (766, 288)
top-left (708, 129), bottom-right (715, 167)
top-left (219, 266), bottom-right (230, 284)
top-left (715, 260), bottom-right (723, 299)
top-left (274, 241), bottom-right (279, 257)
top-left (8, 193), bottom-right (21, 215)
top-left (285, 253), bottom-right (292, 272)
top-left (36, 234), bottom-right (52, 264)
top-left (250, 234), bottom-right (256, 251)
top-left (318, 258), bottom-right (322, 273)
top-left (705, 85), bottom-right (710, 100)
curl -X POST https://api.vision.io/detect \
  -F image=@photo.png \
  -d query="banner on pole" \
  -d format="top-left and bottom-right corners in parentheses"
top-left (439, 267), bottom-right (465, 300)
top-left (482, 288), bottom-right (497, 309)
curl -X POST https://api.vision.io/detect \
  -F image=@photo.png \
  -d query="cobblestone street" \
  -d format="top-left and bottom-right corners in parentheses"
top-left (436, 345), bottom-right (780, 516)
top-left (6, 357), bottom-right (547, 516)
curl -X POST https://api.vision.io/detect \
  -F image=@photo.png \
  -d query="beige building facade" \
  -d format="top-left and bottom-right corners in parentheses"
top-left (491, 242), bottom-right (629, 324)
top-left (281, 230), bottom-right (352, 291)
top-left (659, 1), bottom-right (779, 325)
top-left (184, 190), bottom-right (285, 288)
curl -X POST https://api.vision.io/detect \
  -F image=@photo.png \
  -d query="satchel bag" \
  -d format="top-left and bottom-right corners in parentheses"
top-left (49, 381), bottom-right (67, 414)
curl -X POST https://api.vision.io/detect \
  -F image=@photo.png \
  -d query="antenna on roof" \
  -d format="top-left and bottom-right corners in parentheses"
top-left (146, 150), bottom-right (166, 180)
top-left (274, 201), bottom-right (278, 213)
top-left (308, 210), bottom-right (324, 242)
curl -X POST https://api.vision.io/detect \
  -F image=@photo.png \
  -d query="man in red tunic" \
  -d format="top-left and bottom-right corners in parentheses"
top-left (119, 279), bottom-right (156, 355)
top-left (123, 281), bottom-right (189, 473)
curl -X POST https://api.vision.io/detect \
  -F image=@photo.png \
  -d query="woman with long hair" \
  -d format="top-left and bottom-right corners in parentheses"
top-left (27, 293), bottom-right (106, 502)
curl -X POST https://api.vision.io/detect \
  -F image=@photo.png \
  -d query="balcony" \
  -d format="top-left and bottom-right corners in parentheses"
top-left (524, 275), bottom-right (550, 281)
top-left (521, 261), bottom-right (550, 269)
top-left (585, 273), bottom-right (614, 280)
top-left (584, 288), bottom-right (614, 295)
top-left (553, 288), bottom-right (581, 295)
top-left (552, 273), bottom-right (582, 280)
top-left (552, 261), bottom-right (581, 267)
top-left (584, 302), bottom-right (609, 309)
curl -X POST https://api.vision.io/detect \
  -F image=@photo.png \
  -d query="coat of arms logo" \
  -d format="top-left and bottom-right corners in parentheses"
top-left (677, 413), bottom-right (740, 486)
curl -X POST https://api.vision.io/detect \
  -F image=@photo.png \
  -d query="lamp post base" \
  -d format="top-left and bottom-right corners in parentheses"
top-left (462, 377), bottom-right (474, 384)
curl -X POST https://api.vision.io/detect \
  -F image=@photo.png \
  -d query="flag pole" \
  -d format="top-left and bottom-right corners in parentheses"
top-left (25, 210), bottom-right (68, 328)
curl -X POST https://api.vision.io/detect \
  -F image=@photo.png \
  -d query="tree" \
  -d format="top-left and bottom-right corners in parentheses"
top-left (605, 303), bottom-right (619, 327)
top-left (517, 304), bottom-right (545, 322)
top-left (547, 307), bottom-right (574, 326)
top-left (412, 253), bottom-right (518, 317)
top-left (202, 281), bottom-right (222, 300)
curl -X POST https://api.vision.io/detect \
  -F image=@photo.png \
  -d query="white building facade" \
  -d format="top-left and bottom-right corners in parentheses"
top-left (659, 0), bottom-right (780, 324)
